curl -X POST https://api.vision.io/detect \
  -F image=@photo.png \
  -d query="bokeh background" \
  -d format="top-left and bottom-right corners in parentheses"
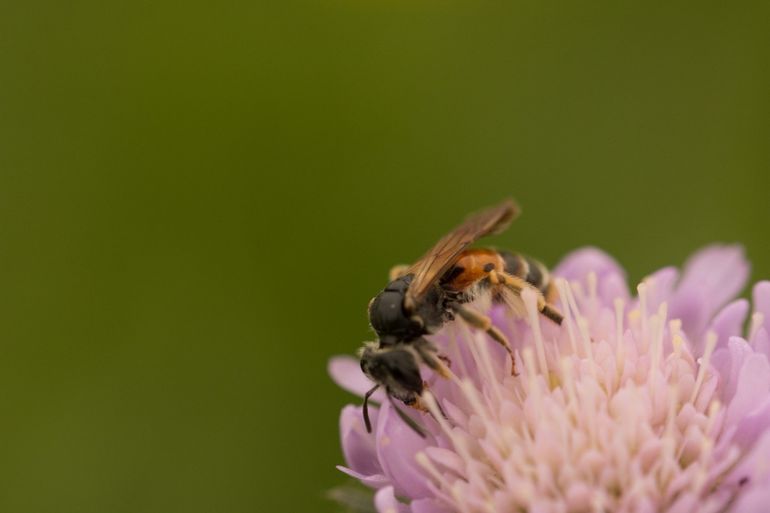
top-left (1, 1), bottom-right (768, 512)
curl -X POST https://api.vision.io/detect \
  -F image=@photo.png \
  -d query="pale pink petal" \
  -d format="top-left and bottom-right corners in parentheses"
top-left (751, 282), bottom-right (770, 352)
top-left (553, 247), bottom-right (625, 283)
top-left (643, 266), bottom-right (679, 311)
top-left (708, 299), bottom-right (749, 353)
top-left (329, 355), bottom-right (385, 400)
top-left (712, 337), bottom-right (756, 404)
top-left (670, 245), bottom-right (750, 344)
top-left (667, 493), bottom-right (699, 513)
top-left (727, 430), bottom-right (770, 495)
top-left (733, 397), bottom-right (770, 449)
top-left (340, 405), bottom-right (383, 478)
top-left (731, 488), bottom-right (770, 513)
top-left (752, 281), bottom-right (770, 321)
top-left (751, 327), bottom-right (770, 359)
top-left (725, 352), bottom-right (770, 427)
top-left (376, 403), bottom-right (434, 500)
top-left (600, 272), bottom-right (631, 306)
top-left (374, 486), bottom-right (410, 513)
top-left (553, 247), bottom-right (629, 303)
top-left (336, 465), bottom-right (390, 488)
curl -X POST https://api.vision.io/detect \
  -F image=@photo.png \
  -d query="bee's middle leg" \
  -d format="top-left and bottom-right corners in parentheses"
top-left (413, 338), bottom-right (452, 378)
top-left (450, 303), bottom-right (517, 375)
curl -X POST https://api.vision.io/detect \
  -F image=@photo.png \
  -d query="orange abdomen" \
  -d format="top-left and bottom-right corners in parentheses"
top-left (441, 249), bottom-right (505, 291)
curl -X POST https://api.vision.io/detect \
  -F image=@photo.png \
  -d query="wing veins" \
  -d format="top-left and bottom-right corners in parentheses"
top-left (405, 199), bottom-right (520, 304)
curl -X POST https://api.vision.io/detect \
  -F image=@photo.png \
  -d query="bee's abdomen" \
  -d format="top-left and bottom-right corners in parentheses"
top-left (500, 251), bottom-right (552, 295)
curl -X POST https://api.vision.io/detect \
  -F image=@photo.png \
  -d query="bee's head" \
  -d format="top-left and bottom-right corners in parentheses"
top-left (368, 275), bottom-right (425, 345)
top-left (359, 344), bottom-right (423, 402)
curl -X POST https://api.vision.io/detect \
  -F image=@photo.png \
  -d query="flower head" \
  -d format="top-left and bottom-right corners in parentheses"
top-left (330, 245), bottom-right (770, 513)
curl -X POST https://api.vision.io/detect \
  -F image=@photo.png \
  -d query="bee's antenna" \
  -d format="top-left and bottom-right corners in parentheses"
top-left (387, 395), bottom-right (428, 439)
top-left (363, 385), bottom-right (379, 433)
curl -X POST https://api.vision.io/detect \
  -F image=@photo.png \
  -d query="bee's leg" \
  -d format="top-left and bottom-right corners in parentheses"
top-left (489, 271), bottom-right (563, 325)
top-left (544, 281), bottom-right (559, 304)
top-left (449, 303), bottom-right (517, 375)
top-left (390, 395), bottom-right (428, 438)
top-left (362, 385), bottom-right (380, 433)
top-left (388, 264), bottom-right (410, 281)
top-left (412, 338), bottom-right (451, 378)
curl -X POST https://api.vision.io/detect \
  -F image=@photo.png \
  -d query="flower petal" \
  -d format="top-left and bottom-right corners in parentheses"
top-left (751, 327), bottom-right (770, 360)
top-left (712, 337), bottom-right (757, 405)
top-left (553, 247), bottom-right (629, 303)
top-left (670, 245), bottom-right (749, 344)
top-left (752, 281), bottom-right (770, 322)
top-left (336, 465), bottom-right (390, 488)
top-left (727, 429), bottom-right (770, 505)
top-left (725, 351), bottom-right (770, 427)
top-left (733, 396), bottom-right (770, 450)
top-left (731, 487), bottom-right (770, 513)
top-left (376, 402), bottom-right (434, 500)
top-left (329, 355), bottom-right (385, 400)
top-left (374, 486), bottom-right (410, 513)
top-left (341, 405), bottom-right (385, 479)
top-left (708, 299), bottom-right (750, 353)
top-left (751, 281), bottom-right (770, 348)
top-left (642, 266), bottom-right (679, 312)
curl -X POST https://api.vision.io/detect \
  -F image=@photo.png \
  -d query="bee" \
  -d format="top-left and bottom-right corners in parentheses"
top-left (359, 199), bottom-right (563, 435)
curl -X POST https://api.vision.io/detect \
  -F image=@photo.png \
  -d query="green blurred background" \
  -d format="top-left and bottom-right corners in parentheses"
top-left (0, 1), bottom-right (768, 512)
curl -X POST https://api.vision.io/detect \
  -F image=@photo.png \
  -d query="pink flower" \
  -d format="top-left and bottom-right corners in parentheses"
top-left (330, 245), bottom-right (770, 513)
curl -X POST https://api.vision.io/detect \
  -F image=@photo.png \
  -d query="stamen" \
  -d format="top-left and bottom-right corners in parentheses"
top-left (638, 282), bottom-right (649, 343)
top-left (705, 400), bottom-right (721, 439)
top-left (556, 278), bottom-right (580, 356)
top-left (690, 332), bottom-right (718, 404)
top-left (422, 391), bottom-right (473, 463)
top-left (577, 317), bottom-right (597, 380)
top-left (563, 283), bottom-right (596, 372)
top-left (648, 303), bottom-right (667, 382)
top-left (522, 287), bottom-right (548, 375)
top-left (559, 357), bottom-right (579, 422)
top-left (522, 348), bottom-right (541, 403)
top-left (587, 271), bottom-right (598, 305)
top-left (416, 452), bottom-right (462, 503)
top-left (672, 334), bottom-right (684, 359)
top-left (464, 325), bottom-right (502, 405)
top-left (614, 298), bottom-right (626, 379)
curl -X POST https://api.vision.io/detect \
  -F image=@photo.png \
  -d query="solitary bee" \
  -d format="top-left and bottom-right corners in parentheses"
top-left (359, 199), bottom-right (563, 434)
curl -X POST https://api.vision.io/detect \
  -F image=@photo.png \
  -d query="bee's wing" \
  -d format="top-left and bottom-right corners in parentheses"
top-left (405, 199), bottom-right (520, 304)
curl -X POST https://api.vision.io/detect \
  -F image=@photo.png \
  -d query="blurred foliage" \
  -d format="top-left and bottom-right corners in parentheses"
top-left (0, 0), bottom-right (768, 512)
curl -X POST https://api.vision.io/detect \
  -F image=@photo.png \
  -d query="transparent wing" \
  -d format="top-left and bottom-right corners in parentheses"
top-left (405, 199), bottom-right (520, 304)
